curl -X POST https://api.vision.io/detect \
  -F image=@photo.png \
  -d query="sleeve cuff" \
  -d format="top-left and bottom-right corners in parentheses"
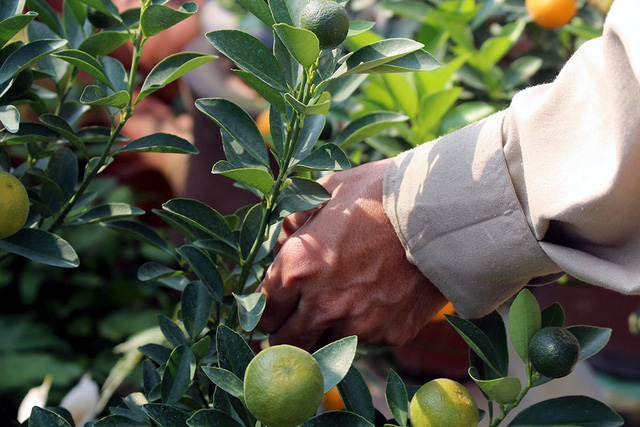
top-left (382, 111), bottom-right (559, 318)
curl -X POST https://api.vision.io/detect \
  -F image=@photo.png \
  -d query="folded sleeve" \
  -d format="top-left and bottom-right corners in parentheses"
top-left (383, 0), bottom-right (640, 318)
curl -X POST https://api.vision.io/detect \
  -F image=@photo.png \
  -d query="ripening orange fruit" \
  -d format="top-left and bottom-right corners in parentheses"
top-left (431, 302), bottom-right (455, 323)
top-left (256, 108), bottom-right (270, 136)
top-left (322, 385), bottom-right (345, 411)
top-left (526, 0), bottom-right (577, 28)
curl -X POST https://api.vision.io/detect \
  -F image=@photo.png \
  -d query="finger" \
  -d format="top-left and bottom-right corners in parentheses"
top-left (258, 256), bottom-right (301, 333)
top-left (269, 300), bottom-right (326, 350)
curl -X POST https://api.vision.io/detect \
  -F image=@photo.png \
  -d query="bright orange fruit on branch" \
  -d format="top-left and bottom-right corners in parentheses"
top-left (526, 0), bottom-right (577, 28)
top-left (322, 385), bottom-right (345, 411)
top-left (431, 302), bottom-right (455, 323)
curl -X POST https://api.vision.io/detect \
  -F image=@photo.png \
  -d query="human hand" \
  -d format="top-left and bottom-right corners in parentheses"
top-left (259, 159), bottom-right (447, 349)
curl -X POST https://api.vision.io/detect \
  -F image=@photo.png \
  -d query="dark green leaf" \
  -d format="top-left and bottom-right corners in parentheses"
top-left (143, 359), bottom-right (161, 396)
top-left (79, 31), bottom-right (129, 56)
top-left (41, 147), bottom-right (77, 214)
top-left (220, 129), bottom-right (266, 171)
top-left (161, 345), bottom-right (196, 405)
top-left (0, 228), bottom-right (79, 268)
top-left (275, 176), bottom-right (330, 219)
top-left (304, 411), bottom-right (374, 426)
top-left (292, 114), bottom-right (325, 162)
top-left (162, 198), bottom-right (236, 247)
top-left (25, 0), bottom-right (63, 35)
top-left (158, 315), bottom-right (188, 347)
top-left (52, 49), bottom-right (114, 89)
top-left (71, 203), bottom-right (144, 225)
top-left (39, 113), bottom-right (87, 156)
top-left (385, 369), bottom-right (408, 426)
top-left (239, 204), bottom-right (262, 260)
top-left (509, 396), bottom-right (624, 426)
top-left (313, 336), bottom-right (357, 393)
top-left (337, 366), bottom-right (375, 423)
top-left (118, 132), bottom-right (198, 154)
top-left (205, 30), bottom-right (287, 92)
top-left (445, 314), bottom-right (502, 376)
top-left (567, 326), bottom-right (612, 362)
top-left (334, 112), bottom-right (408, 147)
top-left (295, 143), bottom-right (351, 171)
top-left (77, 0), bottom-right (122, 23)
top-left (233, 70), bottom-right (287, 114)
top-left (192, 335), bottom-right (211, 362)
top-left (0, 39), bottom-right (66, 84)
top-left (0, 122), bottom-right (58, 145)
top-left (269, 0), bottom-right (304, 26)
top-left (237, 0), bottom-right (274, 26)
top-left (508, 288), bottom-right (541, 364)
top-left (138, 262), bottom-right (181, 282)
top-left (0, 12), bottom-right (38, 48)
top-left (541, 303), bottom-right (565, 328)
top-left (216, 324), bottom-right (254, 379)
top-left (233, 292), bottom-right (266, 332)
top-left (80, 85), bottom-right (129, 109)
top-left (176, 245), bottom-right (224, 302)
top-left (212, 161), bottom-right (273, 195)
top-left (471, 311), bottom-right (509, 377)
top-left (93, 415), bottom-right (148, 426)
top-left (138, 343), bottom-right (172, 365)
top-left (195, 98), bottom-right (269, 168)
top-left (193, 239), bottom-right (240, 263)
top-left (333, 39), bottom-right (424, 77)
top-left (143, 404), bottom-right (189, 427)
top-left (181, 281), bottom-right (213, 340)
top-left (187, 409), bottom-right (243, 427)
top-left (273, 23), bottom-right (319, 69)
top-left (28, 407), bottom-right (72, 427)
top-left (137, 52), bottom-right (216, 102)
top-left (140, 2), bottom-right (198, 37)
top-left (202, 366), bottom-right (244, 400)
top-left (104, 220), bottom-right (173, 255)
top-left (365, 49), bottom-right (439, 74)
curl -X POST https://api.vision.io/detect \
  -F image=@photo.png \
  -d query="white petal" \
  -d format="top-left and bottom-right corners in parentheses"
top-left (17, 376), bottom-right (52, 423)
top-left (60, 374), bottom-right (100, 426)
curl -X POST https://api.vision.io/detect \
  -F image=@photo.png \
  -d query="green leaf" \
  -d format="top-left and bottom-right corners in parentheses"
top-left (365, 49), bottom-right (440, 74)
top-left (237, 0), bottom-right (274, 26)
top-left (382, 74), bottom-right (418, 119)
top-left (138, 262), bottom-right (181, 282)
top-left (541, 303), bottom-right (565, 328)
top-left (71, 203), bottom-right (144, 225)
top-left (161, 345), bottom-right (196, 405)
top-left (385, 369), bottom-right (408, 426)
top-left (285, 93), bottom-right (331, 117)
top-left (333, 38), bottom-right (424, 77)
top-left (0, 228), bottom-right (79, 268)
top-left (304, 412), bottom-right (374, 427)
top-left (193, 239), bottom-right (240, 263)
top-left (292, 114), bottom-right (326, 161)
top-left (445, 314), bottom-right (502, 376)
top-left (192, 335), bottom-right (212, 362)
top-left (201, 366), bottom-right (244, 400)
top-left (104, 220), bottom-right (173, 256)
top-left (77, 126), bottom-right (127, 143)
top-left (471, 311), bottom-right (509, 377)
top-left (269, 0), bottom-right (305, 26)
top-left (508, 288), bottom-right (541, 364)
top-left (0, 39), bottom-right (66, 84)
top-left (415, 54), bottom-right (468, 95)
top-left (275, 176), bottom-right (330, 219)
top-left (0, 122), bottom-right (58, 145)
top-left (140, 1), bottom-right (198, 37)
top-left (417, 87), bottom-right (462, 132)
top-left (239, 204), bottom-right (262, 260)
top-left (273, 23), bottom-right (319, 69)
top-left (347, 20), bottom-right (375, 38)
top-left (52, 49), bottom-right (114, 89)
top-left (118, 132), bottom-right (198, 154)
top-left (567, 326), bottom-right (612, 362)
top-left (143, 359), bottom-right (161, 397)
top-left (233, 70), bottom-right (287, 114)
top-left (93, 415), bottom-right (147, 426)
top-left (233, 292), bottom-right (266, 332)
top-left (181, 281), bottom-right (213, 340)
top-left (143, 404), bottom-right (190, 427)
top-left (99, 55), bottom-right (128, 92)
top-left (41, 147), bottom-right (77, 214)
top-left (337, 366), bottom-right (375, 423)
top-left (216, 324), bottom-right (255, 379)
top-left (28, 407), bottom-right (72, 427)
top-left (468, 367), bottom-right (521, 405)
top-left (0, 104), bottom-right (19, 133)
top-left (139, 343), bottom-right (172, 365)
top-left (78, 31), bottom-right (129, 56)
top-left (312, 336), bottom-right (357, 393)
top-left (195, 98), bottom-right (269, 168)
top-left (187, 409), bottom-right (243, 427)
top-left (440, 102), bottom-right (496, 135)
top-left (137, 52), bottom-right (216, 103)
top-left (80, 85), bottom-right (129, 109)
top-left (25, 0), bottom-right (63, 35)
top-left (334, 112), bottom-right (408, 147)
top-left (162, 198), bottom-right (236, 248)
top-left (212, 161), bottom-right (274, 195)
top-left (39, 113), bottom-right (88, 157)
top-left (505, 56), bottom-right (543, 89)
top-left (0, 0), bottom-right (22, 20)
top-left (205, 30), bottom-right (287, 92)
top-left (77, 0), bottom-right (122, 23)
top-left (295, 143), bottom-right (350, 171)
top-left (0, 12), bottom-right (38, 48)
top-left (176, 245), bottom-right (224, 302)
top-left (158, 315), bottom-right (188, 347)
top-left (509, 396), bottom-right (624, 427)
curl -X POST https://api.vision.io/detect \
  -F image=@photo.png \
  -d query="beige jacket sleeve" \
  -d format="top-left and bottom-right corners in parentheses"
top-left (383, 0), bottom-right (640, 319)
